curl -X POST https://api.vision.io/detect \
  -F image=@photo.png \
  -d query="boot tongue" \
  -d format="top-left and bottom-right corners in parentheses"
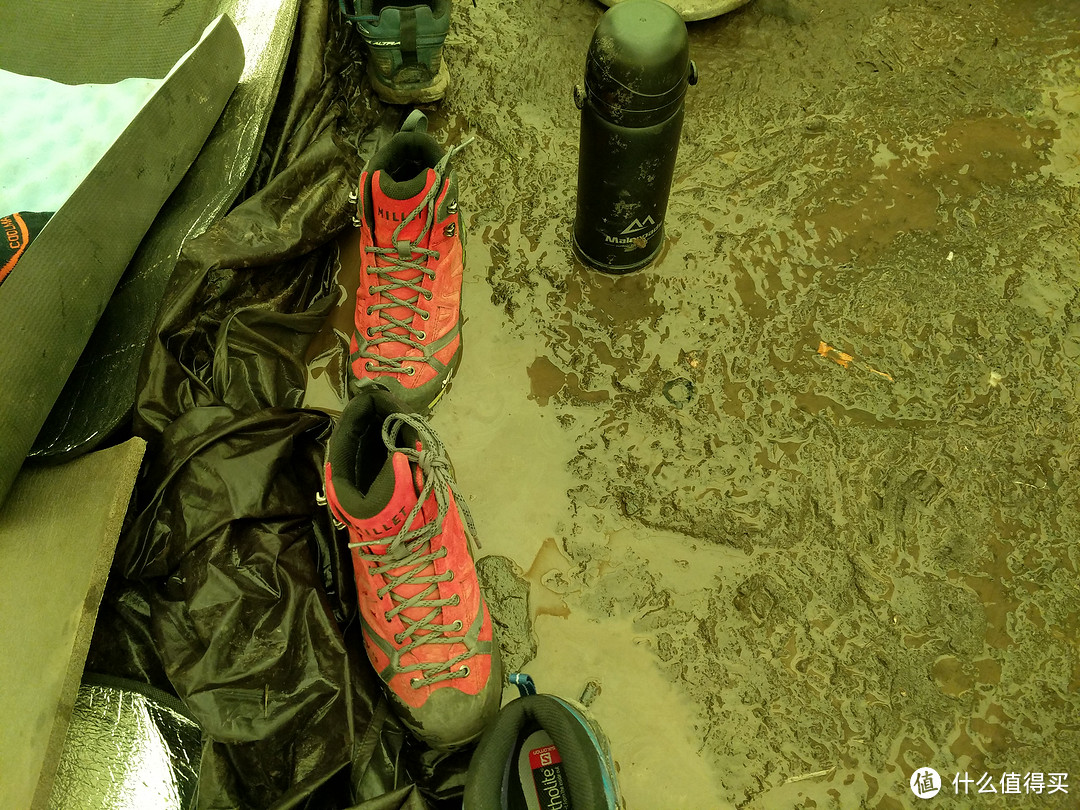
top-left (371, 168), bottom-right (438, 251)
top-left (367, 451), bottom-right (441, 632)
top-left (369, 168), bottom-right (439, 357)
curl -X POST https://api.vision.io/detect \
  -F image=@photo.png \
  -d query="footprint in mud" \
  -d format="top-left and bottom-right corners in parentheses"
top-left (877, 468), bottom-right (945, 553)
top-left (733, 572), bottom-right (781, 625)
top-left (476, 555), bottom-right (536, 673)
top-left (477, 539), bottom-right (584, 673)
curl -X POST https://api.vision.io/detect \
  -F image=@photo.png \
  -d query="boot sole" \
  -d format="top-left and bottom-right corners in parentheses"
top-left (369, 60), bottom-right (450, 105)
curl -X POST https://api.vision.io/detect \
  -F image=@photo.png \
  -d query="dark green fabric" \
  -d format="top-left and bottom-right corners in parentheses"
top-left (29, 0), bottom-right (301, 463)
top-left (0, 0), bottom-right (218, 84)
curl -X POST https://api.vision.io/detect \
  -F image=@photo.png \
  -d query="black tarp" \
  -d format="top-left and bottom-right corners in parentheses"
top-left (85, 3), bottom-right (471, 806)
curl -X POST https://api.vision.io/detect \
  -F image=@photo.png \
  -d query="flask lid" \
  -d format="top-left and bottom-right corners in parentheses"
top-left (584, 0), bottom-right (691, 123)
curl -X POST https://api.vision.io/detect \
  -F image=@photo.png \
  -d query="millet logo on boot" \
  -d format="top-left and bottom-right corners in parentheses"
top-left (378, 504), bottom-right (409, 533)
top-left (358, 503), bottom-right (410, 538)
top-left (377, 207), bottom-right (405, 222)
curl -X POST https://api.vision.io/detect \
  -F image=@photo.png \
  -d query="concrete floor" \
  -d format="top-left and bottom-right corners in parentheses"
top-left (405, 0), bottom-right (1077, 806)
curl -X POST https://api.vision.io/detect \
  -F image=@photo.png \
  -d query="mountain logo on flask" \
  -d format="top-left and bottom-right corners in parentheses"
top-left (620, 215), bottom-right (656, 235)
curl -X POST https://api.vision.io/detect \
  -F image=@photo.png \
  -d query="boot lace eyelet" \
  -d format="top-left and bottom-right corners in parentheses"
top-left (416, 331), bottom-right (426, 340)
top-left (451, 620), bottom-right (463, 631)
top-left (366, 306), bottom-right (373, 316)
top-left (368, 286), bottom-right (376, 295)
top-left (411, 677), bottom-right (424, 688)
top-left (406, 367), bottom-right (416, 376)
top-left (443, 223), bottom-right (456, 237)
top-left (445, 569), bottom-right (454, 581)
top-left (424, 291), bottom-right (433, 300)
top-left (421, 311), bottom-right (430, 321)
top-left (451, 594), bottom-right (460, 606)
top-left (459, 666), bottom-right (470, 677)
top-left (365, 362), bottom-right (375, 372)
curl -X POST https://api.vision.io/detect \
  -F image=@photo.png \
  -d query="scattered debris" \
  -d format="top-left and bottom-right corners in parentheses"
top-left (817, 341), bottom-right (895, 382)
top-left (783, 765), bottom-right (836, 784)
top-left (663, 377), bottom-right (695, 408)
top-left (817, 342), bottom-right (853, 368)
top-left (579, 680), bottom-right (602, 707)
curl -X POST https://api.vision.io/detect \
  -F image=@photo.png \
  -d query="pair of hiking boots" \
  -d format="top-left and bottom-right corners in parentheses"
top-left (321, 106), bottom-right (491, 751)
top-left (329, 0), bottom-right (484, 746)
top-left (321, 111), bottom-right (623, 807)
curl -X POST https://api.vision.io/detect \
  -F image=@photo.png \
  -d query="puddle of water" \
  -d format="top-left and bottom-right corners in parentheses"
top-left (390, 2), bottom-right (1080, 807)
top-left (431, 231), bottom-right (581, 569)
top-left (526, 355), bottom-right (566, 405)
top-left (526, 354), bottom-right (611, 405)
top-left (794, 114), bottom-right (1055, 268)
top-left (525, 610), bottom-right (732, 810)
top-left (524, 536), bottom-right (575, 619)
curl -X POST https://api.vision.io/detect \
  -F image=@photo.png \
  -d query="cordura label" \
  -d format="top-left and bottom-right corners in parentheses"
top-left (0, 212), bottom-right (52, 285)
top-left (0, 213), bottom-right (30, 284)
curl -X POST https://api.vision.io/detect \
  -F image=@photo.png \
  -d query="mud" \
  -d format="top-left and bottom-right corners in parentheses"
top-left (347, 0), bottom-right (1079, 806)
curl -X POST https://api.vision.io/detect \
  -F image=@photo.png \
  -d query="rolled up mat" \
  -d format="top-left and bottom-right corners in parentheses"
top-left (24, 0), bottom-right (302, 463)
top-left (48, 675), bottom-right (201, 810)
top-left (0, 14), bottom-right (244, 507)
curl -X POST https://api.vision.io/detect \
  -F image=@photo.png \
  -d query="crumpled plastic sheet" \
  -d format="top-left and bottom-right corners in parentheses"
top-left (83, 2), bottom-right (471, 808)
top-left (49, 678), bottom-right (201, 810)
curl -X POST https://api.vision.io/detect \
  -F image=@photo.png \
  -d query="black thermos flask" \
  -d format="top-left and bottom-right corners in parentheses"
top-left (573, 0), bottom-right (697, 274)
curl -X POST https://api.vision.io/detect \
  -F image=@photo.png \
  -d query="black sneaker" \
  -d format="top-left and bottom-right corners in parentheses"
top-left (463, 674), bottom-right (624, 809)
top-left (341, 0), bottom-right (451, 104)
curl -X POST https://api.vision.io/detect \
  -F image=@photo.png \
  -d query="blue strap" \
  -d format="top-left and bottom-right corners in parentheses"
top-left (509, 672), bottom-right (537, 697)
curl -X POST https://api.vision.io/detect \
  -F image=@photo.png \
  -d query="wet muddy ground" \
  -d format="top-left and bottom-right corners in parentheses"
top-left (344, 0), bottom-right (1079, 806)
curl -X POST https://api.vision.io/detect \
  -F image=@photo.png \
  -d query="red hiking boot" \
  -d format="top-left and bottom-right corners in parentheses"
top-left (349, 111), bottom-right (467, 413)
top-left (322, 387), bottom-right (502, 749)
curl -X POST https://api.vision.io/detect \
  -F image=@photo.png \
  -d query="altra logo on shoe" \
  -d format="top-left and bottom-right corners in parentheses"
top-left (529, 745), bottom-right (568, 810)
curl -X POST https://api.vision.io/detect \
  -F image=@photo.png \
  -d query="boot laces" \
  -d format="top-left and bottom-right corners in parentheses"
top-left (361, 140), bottom-right (471, 374)
top-left (348, 412), bottom-right (480, 686)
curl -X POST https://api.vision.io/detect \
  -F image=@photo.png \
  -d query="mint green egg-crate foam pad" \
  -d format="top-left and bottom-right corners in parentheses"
top-left (0, 72), bottom-right (163, 216)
